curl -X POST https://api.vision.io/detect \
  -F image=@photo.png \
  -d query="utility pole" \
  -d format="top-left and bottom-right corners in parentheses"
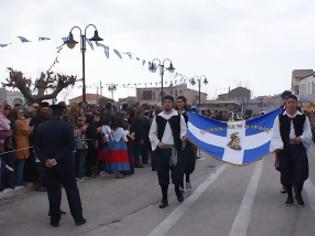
top-left (100, 81), bottom-right (103, 96)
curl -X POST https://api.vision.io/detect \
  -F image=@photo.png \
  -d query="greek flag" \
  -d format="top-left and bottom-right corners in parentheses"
top-left (187, 108), bottom-right (282, 165)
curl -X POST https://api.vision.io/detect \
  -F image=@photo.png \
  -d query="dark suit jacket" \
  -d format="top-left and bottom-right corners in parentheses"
top-left (34, 116), bottom-right (74, 170)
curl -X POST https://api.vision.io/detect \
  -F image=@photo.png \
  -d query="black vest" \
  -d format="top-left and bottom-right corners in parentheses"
top-left (279, 113), bottom-right (306, 146)
top-left (156, 112), bottom-right (182, 150)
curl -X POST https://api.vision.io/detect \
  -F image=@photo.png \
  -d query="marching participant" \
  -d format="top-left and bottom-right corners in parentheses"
top-left (271, 94), bottom-right (312, 206)
top-left (149, 95), bottom-right (187, 208)
top-left (175, 96), bottom-right (197, 192)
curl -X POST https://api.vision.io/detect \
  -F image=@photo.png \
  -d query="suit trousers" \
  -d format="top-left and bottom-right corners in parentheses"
top-left (45, 167), bottom-right (83, 223)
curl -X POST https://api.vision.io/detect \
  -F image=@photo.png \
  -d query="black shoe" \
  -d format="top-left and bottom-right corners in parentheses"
top-left (176, 193), bottom-right (184, 203)
top-left (159, 200), bottom-right (168, 209)
top-left (295, 195), bottom-right (305, 206)
top-left (75, 218), bottom-right (87, 226)
top-left (285, 196), bottom-right (294, 206)
top-left (50, 221), bottom-right (59, 227)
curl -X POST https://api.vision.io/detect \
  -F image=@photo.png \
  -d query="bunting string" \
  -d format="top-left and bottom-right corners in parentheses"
top-left (0, 34), bottom-right (199, 90)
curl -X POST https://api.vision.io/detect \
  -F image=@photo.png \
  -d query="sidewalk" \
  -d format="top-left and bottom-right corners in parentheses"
top-left (0, 183), bottom-right (34, 201)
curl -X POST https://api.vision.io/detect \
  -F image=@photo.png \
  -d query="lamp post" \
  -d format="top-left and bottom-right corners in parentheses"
top-left (65, 24), bottom-right (103, 104)
top-left (149, 58), bottom-right (175, 102)
top-left (190, 75), bottom-right (208, 113)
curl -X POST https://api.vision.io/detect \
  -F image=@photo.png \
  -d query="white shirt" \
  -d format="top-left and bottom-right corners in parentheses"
top-left (270, 110), bottom-right (312, 151)
top-left (111, 127), bottom-right (129, 142)
top-left (149, 109), bottom-right (187, 151)
top-left (101, 125), bottom-right (111, 142)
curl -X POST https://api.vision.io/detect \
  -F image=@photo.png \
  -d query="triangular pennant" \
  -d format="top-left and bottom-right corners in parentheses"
top-left (38, 37), bottom-right (51, 41)
top-left (61, 36), bottom-right (69, 43)
top-left (96, 42), bottom-right (109, 59)
top-left (125, 52), bottom-right (132, 59)
top-left (113, 49), bottom-right (122, 59)
top-left (87, 39), bottom-right (94, 50)
top-left (17, 36), bottom-right (31, 43)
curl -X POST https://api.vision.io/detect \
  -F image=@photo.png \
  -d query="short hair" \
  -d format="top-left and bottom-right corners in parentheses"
top-left (40, 102), bottom-right (50, 108)
top-left (162, 95), bottom-right (174, 102)
top-left (50, 104), bottom-right (66, 116)
top-left (287, 94), bottom-right (298, 101)
top-left (281, 90), bottom-right (292, 99)
top-left (176, 96), bottom-right (187, 104)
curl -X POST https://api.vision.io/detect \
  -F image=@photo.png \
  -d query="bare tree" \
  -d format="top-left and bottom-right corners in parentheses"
top-left (2, 67), bottom-right (77, 104)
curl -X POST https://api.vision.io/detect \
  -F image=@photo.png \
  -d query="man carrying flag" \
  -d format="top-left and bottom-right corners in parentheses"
top-left (271, 94), bottom-right (312, 206)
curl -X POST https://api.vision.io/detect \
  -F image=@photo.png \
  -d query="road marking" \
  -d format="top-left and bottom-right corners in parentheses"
top-left (147, 164), bottom-right (227, 236)
top-left (229, 160), bottom-right (263, 236)
top-left (304, 179), bottom-right (315, 213)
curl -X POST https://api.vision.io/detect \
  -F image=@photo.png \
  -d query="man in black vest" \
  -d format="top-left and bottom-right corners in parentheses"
top-left (149, 95), bottom-right (187, 208)
top-left (34, 104), bottom-right (86, 227)
top-left (271, 95), bottom-right (312, 206)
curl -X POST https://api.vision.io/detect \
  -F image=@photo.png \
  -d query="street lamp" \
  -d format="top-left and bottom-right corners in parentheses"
top-left (149, 58), bottom-right (175, 101)
top-left (65, 24), bottom-right (103, 104)
top-left (190, 75), bottom-right (208, 113)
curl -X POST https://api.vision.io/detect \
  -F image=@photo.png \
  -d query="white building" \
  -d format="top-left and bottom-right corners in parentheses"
top-left (0, 88), bottom-right (25, 106)
top-left (299, 74), bottom-right (315, 97)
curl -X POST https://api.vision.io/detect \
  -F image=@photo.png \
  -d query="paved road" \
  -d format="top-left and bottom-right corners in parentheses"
top-left (0, 145), bottom-right (315, 236)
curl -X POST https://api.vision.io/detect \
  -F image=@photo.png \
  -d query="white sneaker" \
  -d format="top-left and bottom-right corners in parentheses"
top-left (186, 182), bottom-right (192, 192)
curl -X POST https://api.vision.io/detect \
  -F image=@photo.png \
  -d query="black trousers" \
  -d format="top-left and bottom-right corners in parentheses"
top-left (155, 148), bottom-right (183, 186)
top-left (279, 144), bottom-right (309, 187)
top-left (1, 153), bottom-right (15, 188)
top-left (45, 167), bottom-right (83, 223)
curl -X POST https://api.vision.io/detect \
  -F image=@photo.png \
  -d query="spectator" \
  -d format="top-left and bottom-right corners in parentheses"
top-left (11, 107), bottom-right (33, 186)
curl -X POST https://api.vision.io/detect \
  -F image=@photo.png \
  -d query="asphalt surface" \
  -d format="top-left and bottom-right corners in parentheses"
top-left (0, 145), bottom-right (315, 236)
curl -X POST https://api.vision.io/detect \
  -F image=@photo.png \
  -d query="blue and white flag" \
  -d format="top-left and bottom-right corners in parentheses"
top-left (38, 36), bottom-right (51, 41)
top-left (17, 36), bottom-right (31, 43)
top-left (61, 36), bottom-right (69, 44)
top-left (187, 108), bottom-right (282, 165)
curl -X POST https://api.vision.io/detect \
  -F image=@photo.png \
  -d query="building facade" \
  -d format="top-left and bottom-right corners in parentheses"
top-left (291, 69), bottom-right (313, 95)
top-left (217, 86), bottom-right (251, 104)
top-left (68, 93), bottom-right (113, 105)
top-left (136, 83), bottom-right (207, 105)
top-left (0, 88), bottom-right (25, 106)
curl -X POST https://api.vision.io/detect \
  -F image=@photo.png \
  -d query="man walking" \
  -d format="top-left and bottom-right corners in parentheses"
top-left (34, 104), bottom-right (86, 227)
top-left (149, 95), bottom-right (187, 208)
top-left (271, 95), bottom-right (312, 206)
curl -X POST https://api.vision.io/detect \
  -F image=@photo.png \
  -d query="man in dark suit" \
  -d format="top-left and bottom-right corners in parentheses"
top-left (34, 104), bottom-right (86, 227)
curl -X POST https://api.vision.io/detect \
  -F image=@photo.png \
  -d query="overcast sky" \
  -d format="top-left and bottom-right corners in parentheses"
top-left (1, 0), bottom-right (315, 102)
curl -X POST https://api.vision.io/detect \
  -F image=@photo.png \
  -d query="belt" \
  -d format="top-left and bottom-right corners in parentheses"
top-left (164, 145), bottom-right (175, 149)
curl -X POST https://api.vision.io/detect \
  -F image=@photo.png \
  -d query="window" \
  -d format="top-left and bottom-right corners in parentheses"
top-left (143, 90), bottom-right (153, 100)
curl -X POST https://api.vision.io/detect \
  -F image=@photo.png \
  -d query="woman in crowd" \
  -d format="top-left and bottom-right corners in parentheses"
top-left (97, 116), bottom-right (111, 176)
top-left (11, 107), bottom-right (33, 186)
top-left (85, 114), bottom-right (98, 177)
top-left (106, 117), bottom-right (130, 178)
